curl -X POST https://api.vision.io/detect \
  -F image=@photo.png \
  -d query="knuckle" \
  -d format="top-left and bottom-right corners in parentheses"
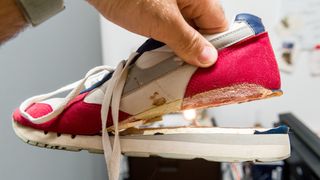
top-left (178, 31), bottom-right (201, 55)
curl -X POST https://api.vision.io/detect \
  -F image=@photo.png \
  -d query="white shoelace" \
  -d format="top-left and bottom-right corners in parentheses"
top-left (19, 54), bottom-right (137, 180)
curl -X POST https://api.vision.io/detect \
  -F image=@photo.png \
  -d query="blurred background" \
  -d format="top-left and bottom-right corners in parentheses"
top-left (0, 1), bottom-right (107, 179)
top-left (0, 0), bottom-right (319, 179)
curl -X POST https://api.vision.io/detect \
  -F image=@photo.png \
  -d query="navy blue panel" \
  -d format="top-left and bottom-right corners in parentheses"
top-left (235, 13), bottom-right (265, 35)
top-left (254, 125), bottom-right (289, 135)
top-left (137, 38), bottom-right (165, 54)
top-left (80, 71), bottom-right (114, 94)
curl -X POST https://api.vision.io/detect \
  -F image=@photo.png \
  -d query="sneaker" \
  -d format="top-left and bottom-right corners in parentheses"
top-left (13, 13), bottom-right (286, 179)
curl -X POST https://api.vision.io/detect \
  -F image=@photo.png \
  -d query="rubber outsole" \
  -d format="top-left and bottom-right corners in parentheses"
top-left (13, 121), bottom-right (290, 162)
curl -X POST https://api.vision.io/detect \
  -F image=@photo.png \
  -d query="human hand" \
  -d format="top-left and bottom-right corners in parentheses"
top-left (88, 0), bottom-right (228, 67)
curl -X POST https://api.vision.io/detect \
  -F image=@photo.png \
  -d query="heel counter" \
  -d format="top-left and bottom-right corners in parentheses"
top-left (256, 33), bottom-right (281, 89)
top-left (184, 33), bottom-right (281, 98)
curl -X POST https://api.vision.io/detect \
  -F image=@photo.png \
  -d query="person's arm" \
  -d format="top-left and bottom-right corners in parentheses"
top-left (88, 0), bottom-right (228, 67)
top-left (0, 0), bottom-right (28, 45)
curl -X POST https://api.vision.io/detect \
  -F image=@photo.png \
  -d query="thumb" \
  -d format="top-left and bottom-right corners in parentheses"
top-left (161, 15), bottom-right (218, 67)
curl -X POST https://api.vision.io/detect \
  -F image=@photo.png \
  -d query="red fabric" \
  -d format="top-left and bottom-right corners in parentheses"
top-left (13, 92), bottom-right (131, 135)
top-left (184, 32), bottom-right (281, 98)
top-left (25, 103), bottom-right (53, 118)
top-left (13, 32), bottom-right (280, 135)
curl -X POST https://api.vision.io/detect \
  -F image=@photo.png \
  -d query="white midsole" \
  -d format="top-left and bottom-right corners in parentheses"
top-left (13, 121), bottom-right (290, 162)
top-left (121, 138), bottom-right (290, 162)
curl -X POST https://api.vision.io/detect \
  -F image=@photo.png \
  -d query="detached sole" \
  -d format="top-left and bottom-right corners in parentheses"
top-left (112, 84), bottom-right (283, 131)
top-left (13, 121), bottom-right (290, 162)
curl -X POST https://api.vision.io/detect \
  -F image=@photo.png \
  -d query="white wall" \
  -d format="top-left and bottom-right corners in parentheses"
top-left (100, 0), bottom-right (320, 134)
top-left (100, 20), bottom-right (147, 67)
top-left (0, 1), bottom-right (107, 179)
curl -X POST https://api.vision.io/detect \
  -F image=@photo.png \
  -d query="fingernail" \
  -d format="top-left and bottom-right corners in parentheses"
top-left (197, 46), bottom-right (217, 66)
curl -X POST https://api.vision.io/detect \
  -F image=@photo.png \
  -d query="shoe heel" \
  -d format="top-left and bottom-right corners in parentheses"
top-left (182, 32), bottom-right (281, 110)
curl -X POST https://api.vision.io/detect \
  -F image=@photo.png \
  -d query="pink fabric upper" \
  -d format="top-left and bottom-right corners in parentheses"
top-left (184, 32), bottom-right (280, 98)
top-left (13, 32), bottom-right (280, 135)
top-left (13, 92), bottom-right (131, 135)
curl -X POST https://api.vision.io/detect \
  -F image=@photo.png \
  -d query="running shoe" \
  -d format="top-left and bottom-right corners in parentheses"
top-left (13, 13), bottom-right (287, 180)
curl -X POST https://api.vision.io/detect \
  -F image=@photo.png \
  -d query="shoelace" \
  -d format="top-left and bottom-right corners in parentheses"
top-left (19, 53), bottom-right (137, 180)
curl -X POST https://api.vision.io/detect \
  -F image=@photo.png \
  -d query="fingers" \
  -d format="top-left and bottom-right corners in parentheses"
top-left (156, 0), bottom-right (228, 67)
top-left (179, 0), bottom-right (228, 34)
top-left (88, 0), bottom-right (227, 67)
top-left (159, 12), bottom-right (218, 67)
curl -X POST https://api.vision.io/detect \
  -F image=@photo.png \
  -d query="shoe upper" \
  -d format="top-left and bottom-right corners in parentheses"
top-left (13, 13), bottom-right (280, 135)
